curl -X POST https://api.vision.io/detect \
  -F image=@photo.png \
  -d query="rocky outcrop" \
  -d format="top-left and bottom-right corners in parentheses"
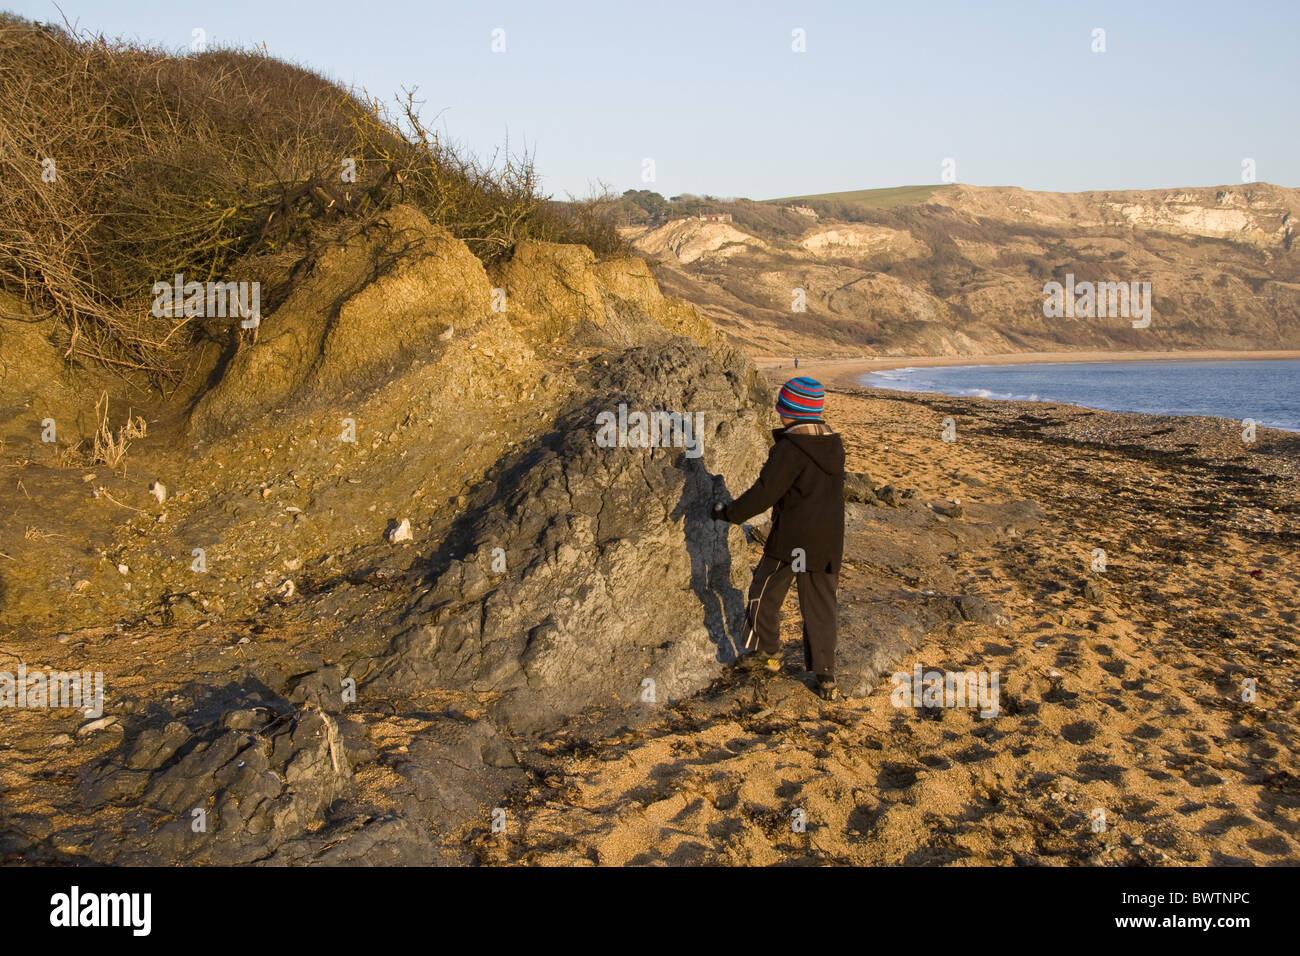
top-left (632, 218), bottom-right (769, 265)
top-left (367, 340), bottom-right (772, 733)
top-left (80, 702), bottom-right (359, 864)
top-left (491, 241), bottom-right (729, 352)
top-left (799, 224), bottom-right (929, 259)
top-left (190, 205), bottom-right (494, 439)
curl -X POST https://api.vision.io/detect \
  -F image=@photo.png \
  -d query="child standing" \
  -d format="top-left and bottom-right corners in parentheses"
top-left (712, 377), bottom-right (846, 700)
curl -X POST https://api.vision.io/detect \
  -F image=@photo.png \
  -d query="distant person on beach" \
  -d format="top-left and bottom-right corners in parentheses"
top-left (794, 357), bottom-right (799, 368)
top-left (711, 377), bottom-right (846, 700)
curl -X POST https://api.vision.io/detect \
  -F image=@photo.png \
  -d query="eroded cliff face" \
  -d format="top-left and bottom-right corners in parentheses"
top-left (630, 183), bottom-right (1300, 358)
top-left (632, 217), bottom-right (772, 265)
top-left (0, 206), bottom-right (770, 630)
top-left (941, 184), bottom-right (1296, 247)
top-left (0, 292), bottom-right (95, 448)
top-left (0, 205), bottom-right (785, 863)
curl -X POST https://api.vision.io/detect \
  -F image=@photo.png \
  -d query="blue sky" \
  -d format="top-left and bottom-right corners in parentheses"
top-left (9, 0), bottom-right (1298, 199)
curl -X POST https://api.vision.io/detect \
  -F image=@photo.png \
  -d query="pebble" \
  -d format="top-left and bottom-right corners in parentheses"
top-left (387, 518), bottom-right (413, 543)
top-left (76, 716), bottom-right (120, 737)
top-left (149, 480), bottom-right (166, 503)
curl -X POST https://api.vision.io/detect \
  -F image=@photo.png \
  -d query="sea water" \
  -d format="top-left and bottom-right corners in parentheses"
top-left (859, 359), bottom-right (1300, 433)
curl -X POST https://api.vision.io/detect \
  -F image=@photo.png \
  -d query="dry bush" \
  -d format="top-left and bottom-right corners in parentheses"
top-left (90, 392), bottom-right (146, 468)
top-left (53, 391), bottom-right (146, 469)
top-left (528, 189), bottom-right (633, 260)
top-left (0, 17), bottom-right (397, 384)
top-left (52, 443), bottom-right (85, 469)
top-left (0, 15), bottom-right (620, 389)
top-left (357, 91), bottom-right (546, 261)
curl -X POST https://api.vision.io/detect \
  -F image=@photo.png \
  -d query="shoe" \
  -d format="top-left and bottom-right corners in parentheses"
top-left (816, 677), bottom-right (840, 701)
top-left (736, 654), bottom-right (782, 675)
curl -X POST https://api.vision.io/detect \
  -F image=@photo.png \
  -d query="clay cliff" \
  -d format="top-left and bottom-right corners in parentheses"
top-left (627, 183), bottom-right (1300, 357)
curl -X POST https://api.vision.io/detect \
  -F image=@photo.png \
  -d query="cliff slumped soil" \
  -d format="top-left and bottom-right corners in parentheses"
top-left (1, 209), bottom-right (785, 863)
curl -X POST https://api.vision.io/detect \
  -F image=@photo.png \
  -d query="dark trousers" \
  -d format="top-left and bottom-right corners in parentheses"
top-left (741, 555), bottom-right (838, 678)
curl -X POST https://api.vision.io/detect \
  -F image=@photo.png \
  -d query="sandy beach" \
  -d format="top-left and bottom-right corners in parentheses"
top-left (461, 385), bottom-right (1300, 865)
top-left (755, 350), bottom-right (1300, 390)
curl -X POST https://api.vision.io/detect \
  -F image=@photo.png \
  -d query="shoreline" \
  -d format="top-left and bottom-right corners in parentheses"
top-left (754, 349), bottom-right (1300, 390)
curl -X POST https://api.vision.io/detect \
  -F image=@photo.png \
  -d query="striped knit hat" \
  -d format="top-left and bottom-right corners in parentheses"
top-left (776, 377), bottom-right (825, 420)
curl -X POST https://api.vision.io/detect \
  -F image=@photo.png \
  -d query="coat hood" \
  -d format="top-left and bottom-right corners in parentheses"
top-left (774, 421), bottom-right (845, 477)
